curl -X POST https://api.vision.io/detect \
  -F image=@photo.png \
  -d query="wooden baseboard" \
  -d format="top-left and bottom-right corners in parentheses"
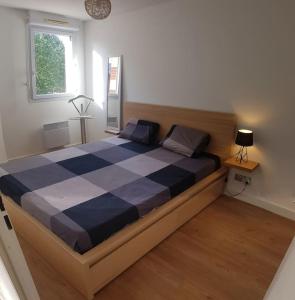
top-left (7, 142), bottom-right (82, 162)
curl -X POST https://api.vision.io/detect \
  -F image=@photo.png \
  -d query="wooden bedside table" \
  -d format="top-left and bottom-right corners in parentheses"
top-left (224, 157), bottom-right (259, 172)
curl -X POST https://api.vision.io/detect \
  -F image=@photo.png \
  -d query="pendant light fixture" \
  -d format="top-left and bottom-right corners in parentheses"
top-left (85, 0), bottom-right (112, 20)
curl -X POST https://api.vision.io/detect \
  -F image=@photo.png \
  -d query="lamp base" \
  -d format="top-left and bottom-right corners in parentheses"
top-left (235, 146), bottom-right (248, 164)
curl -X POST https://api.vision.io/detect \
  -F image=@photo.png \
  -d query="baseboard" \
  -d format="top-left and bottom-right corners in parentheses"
top-left (226, 192), bottom-right (295, 221)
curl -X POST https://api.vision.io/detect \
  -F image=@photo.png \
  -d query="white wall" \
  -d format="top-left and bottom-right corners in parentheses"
top-left (0, 114), bottom-right (7, 162)
top-left (0, 6), bottom-right (85, 159)
top-left (84, 0), bottom-right (295, 218)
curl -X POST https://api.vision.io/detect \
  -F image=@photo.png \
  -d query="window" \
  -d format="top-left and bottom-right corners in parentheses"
top-left (30, 26), bottom-right (75, 100)
top-left (108, 57), bottom-right (120, 96)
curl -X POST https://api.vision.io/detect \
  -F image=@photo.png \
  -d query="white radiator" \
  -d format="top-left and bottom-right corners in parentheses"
top-left (43, 121), bottom-right (70, 149)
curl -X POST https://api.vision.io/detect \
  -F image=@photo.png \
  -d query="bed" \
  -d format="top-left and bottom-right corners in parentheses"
top-left (0, 102), bottom-right (237, 299)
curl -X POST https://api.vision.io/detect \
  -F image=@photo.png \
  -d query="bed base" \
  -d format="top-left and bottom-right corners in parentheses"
top-left (2, 167), bottom-right (227, 300)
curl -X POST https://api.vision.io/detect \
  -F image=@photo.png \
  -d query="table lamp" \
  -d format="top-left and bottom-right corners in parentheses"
top-left (235, 129), bottom-right (253, 163)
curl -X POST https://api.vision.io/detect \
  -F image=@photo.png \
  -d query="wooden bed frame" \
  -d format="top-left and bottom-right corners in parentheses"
top-left (2, 102), bottom-right (237, 299)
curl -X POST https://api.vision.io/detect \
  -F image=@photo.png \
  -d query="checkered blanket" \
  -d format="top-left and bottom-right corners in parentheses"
top-left (0, 137), bottom-right (219, 254)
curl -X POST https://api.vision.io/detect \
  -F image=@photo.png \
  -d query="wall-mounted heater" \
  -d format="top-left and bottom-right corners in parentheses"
top-left (43, 121), bottom-right (70, 149)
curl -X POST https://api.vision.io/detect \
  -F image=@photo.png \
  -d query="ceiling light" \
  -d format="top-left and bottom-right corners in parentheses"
top-left (85, 0), bottom-right (112, 20)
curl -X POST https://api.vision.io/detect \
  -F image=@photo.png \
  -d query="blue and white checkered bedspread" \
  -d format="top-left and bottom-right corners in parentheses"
top-left (0, 137), bottom-right (219, 254)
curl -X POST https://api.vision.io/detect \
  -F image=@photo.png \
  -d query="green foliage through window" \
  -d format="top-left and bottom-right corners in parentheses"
top-left (34, 33), bottom-right (66, 95)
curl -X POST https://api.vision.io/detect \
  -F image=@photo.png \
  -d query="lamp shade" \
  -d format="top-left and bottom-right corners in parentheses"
top-left (85, 0), bottom-right (112, 20)
top-left (235, 129), bottom-right (253, 147)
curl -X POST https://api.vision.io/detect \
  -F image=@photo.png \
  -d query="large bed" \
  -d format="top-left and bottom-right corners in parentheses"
top-left (0, 102), bottom-right (237, 299)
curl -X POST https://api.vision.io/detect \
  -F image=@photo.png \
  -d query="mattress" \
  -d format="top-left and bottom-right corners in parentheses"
top-left (0, 137), bottom-right (220, 254)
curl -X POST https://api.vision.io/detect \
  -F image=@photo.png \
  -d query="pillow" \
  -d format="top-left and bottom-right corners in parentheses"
top-left (161, 125), bottom-right (210, 157)
top-left (119, 119), bottom-right (160, 145)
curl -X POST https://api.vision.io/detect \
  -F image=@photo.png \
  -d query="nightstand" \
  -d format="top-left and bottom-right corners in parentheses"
top-left (224, 157), bottom-right (259, 172)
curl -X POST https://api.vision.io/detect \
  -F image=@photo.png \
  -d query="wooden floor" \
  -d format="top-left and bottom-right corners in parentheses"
top-left (18, 196), bottom-right (295, 300)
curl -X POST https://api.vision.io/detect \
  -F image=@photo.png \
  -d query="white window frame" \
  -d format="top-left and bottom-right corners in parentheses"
top-left (29, 25), bottom-right (75, 101)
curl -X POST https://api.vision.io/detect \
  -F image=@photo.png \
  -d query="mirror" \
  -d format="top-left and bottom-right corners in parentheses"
top-left (106, 56), bottom-right (122, 134)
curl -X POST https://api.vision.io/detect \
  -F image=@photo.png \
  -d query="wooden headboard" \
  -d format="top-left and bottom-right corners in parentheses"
top-left (123, 102), bottom-right (237, 160)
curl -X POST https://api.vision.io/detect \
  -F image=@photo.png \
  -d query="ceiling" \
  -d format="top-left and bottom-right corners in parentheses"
top-left (0, 0), bottom-right (172, 20)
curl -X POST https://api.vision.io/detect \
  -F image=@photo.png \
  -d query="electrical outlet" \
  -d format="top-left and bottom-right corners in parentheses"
top-left (234, 173), bottom-right (252, 185)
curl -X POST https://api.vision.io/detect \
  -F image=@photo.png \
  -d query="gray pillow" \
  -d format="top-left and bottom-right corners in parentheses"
top-left (161, 125), bottom-right (210, 157)
top-left (119, 119), bottom-right (160, 145)
top-left (119, 121), bottom-right (138, 140)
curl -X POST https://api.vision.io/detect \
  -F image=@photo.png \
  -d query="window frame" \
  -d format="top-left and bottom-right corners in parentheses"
top-left (29, 25), bottom-right (75, 101)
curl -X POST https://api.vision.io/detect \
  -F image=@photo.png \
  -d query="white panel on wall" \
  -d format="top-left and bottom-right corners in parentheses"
top-left (43, 121), bottom-right (70, 149)
top-left (0, 114), bottom-right (7, 163)
top-left (28, 10), bottom-right (81, 31)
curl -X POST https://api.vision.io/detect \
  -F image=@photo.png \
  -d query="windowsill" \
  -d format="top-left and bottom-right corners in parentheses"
top-left (29, 93), bottom-right (76, 103)
top-left (105, 129), bottom-right (120, 135)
